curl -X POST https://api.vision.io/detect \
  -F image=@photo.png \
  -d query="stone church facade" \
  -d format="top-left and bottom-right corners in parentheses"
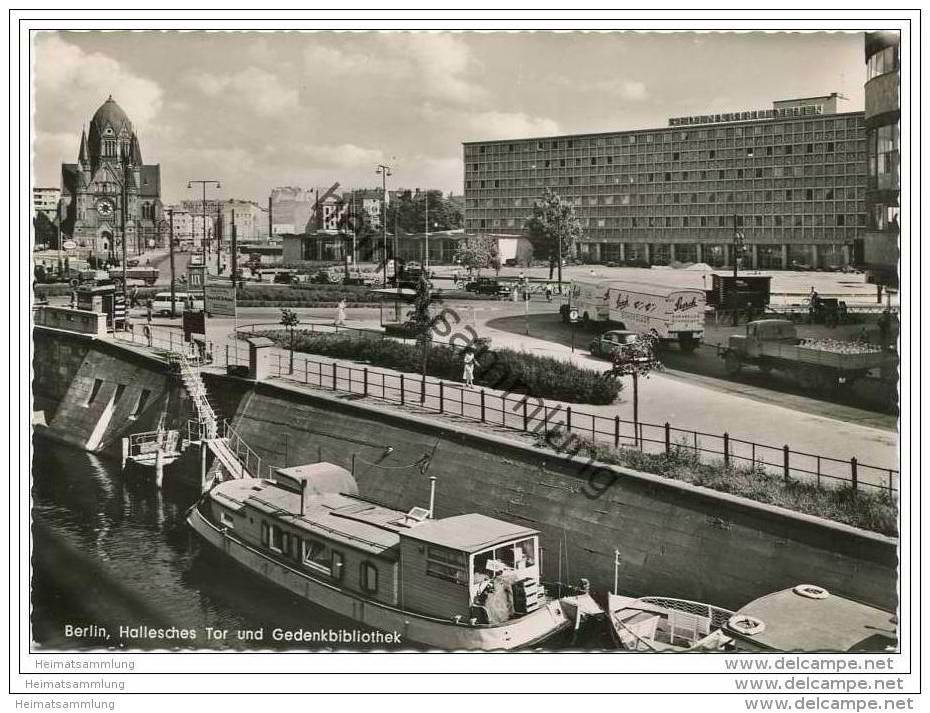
top-left (60, 96), bottom-right (162, 256)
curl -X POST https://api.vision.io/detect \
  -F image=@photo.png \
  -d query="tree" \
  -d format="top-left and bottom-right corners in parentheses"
top-left (453, 234), bottom-right (499, 276)
top-left (523, 188), bottom-right (583, 287)
top-left (279, 308), bottom-right (300, 375)
top-left (407, 274), bottom-right (433, 400)
top-left (608, 334), bottom-right (663, 447)
top-left (386, 189), bottom-right (463, 235)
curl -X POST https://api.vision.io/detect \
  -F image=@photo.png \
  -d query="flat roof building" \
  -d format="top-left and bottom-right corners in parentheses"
top-left (862, 32), bottom-right (900, 286)
top-left (463, 94), bottom-right (866, 270)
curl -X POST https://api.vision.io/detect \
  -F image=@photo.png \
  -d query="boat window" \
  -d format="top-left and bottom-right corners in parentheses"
top-left (514, 539), bottom-right (536, 568)
top-left (269, 525), bottom-right (284, 553)
top-left (303, 538), bottom-right (332, 574)
top-left (426, 546), bottom-right (468, 585)
top-left (496, 544), bottom-right (516, 569)
top-left (360, 562), bottom-right (378, 593)
top-left (261, 522), bottom-right (270, 546)
top-left (220, 511), bottom-right (234, 528)
top-left (332, 551), bottom-right (345, 581)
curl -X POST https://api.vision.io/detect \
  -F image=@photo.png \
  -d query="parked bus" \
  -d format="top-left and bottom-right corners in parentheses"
top-left (606, 280), bottom-right (706, 351)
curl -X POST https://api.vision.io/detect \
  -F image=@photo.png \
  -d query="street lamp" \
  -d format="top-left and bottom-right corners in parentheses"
top-left (733, 213), bottom-right (746, 279)
top-left (376, 163), bottom-right (392, 275)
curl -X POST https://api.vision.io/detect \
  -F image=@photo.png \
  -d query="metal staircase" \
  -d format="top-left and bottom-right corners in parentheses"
top-left (172, 352), bottom-right (218, 440)
top-left (170, 351), bottom-right (263, 488)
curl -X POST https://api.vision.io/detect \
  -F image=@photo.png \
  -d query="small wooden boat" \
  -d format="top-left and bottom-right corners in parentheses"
top-left (608, 594), bottom-right (735, 651)
top-left (187, 461), bottom-right (600, 650)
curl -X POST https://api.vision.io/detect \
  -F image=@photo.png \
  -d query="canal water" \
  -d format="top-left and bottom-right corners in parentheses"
top-left (31, 437), bottom-right (610, 652)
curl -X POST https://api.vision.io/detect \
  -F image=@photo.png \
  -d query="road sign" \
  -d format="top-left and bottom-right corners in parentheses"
top-left (62, 240), bottom-right (76, 250)
top-left (569, 309), bottom-right (579, 323)
top-left (183, 310), bottom-right (206, 340)
top-left (204, 280), bottom-right (237, 317)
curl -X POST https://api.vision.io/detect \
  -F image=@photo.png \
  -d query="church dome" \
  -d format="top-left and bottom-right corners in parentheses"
top-left (90, 95), bottom-right (133, 136)
top-left (87, 95), bottom-right (138, 166)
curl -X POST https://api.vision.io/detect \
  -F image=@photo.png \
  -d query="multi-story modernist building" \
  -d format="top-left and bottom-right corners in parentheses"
top-left (863, 32), bottom-right (900, 286)
top-left (33, 187), bottom-right (60, 220)
top-left (463, 94), bottom-right (867, 269)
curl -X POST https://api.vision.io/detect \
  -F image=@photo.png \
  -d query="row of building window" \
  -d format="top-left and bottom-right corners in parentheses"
top-left (466, 118), bottom-right (862, 155)
top-left (867, 45), bottom-right (899, 81)
top-left (467, 164), bottom-right (865, 189)
top-left (468, 213), bottom-right (864, 228)
top-left (469, 142), bottom-right (862, 169)
top-left (471, 187), bottom-right (863, 204)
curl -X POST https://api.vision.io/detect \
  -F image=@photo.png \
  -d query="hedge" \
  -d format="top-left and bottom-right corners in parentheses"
top-left (536, 427), bottom-right (897, 536)
top-left (253, 330), bottom-right (622, 405)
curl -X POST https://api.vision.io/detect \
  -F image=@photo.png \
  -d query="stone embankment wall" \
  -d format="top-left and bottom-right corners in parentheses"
top-left (209, 376), bottom-right (897, 612)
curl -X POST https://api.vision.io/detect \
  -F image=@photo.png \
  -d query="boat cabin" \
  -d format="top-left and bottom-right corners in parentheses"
top-left (207, 463), bottom-right (543, 624)
top-left (724, 585), bottom-right (897, 652)
top-left (398, 514), bottom-right (541, 623)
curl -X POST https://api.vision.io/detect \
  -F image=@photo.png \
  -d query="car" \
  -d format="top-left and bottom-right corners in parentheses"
top-left (588, 329), bottom-right (643, 360)
top-left (464, 277), bottom-right (512, 297)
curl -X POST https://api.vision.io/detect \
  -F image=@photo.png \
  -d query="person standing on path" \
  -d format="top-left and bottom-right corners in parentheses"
top-left (462, 347), bottom-right (478, 389)
top-left (335, 298), bottom-right (347, 327)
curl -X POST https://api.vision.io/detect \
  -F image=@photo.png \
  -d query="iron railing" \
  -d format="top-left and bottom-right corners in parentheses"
top-left (259, 350), bottom-right (898, 496)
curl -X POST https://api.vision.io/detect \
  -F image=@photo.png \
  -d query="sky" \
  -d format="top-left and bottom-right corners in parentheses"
top-left (32, 31), bottom-right (867, 204)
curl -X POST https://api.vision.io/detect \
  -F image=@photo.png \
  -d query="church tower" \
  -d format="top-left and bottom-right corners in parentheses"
top-left (60, 96), bottom-right (162, 256)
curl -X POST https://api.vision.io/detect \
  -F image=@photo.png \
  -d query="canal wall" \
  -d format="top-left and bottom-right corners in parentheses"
top-left (208, 375), bottom-right (898, 612)
top-left (32, 333), bottom-right (897, 610)
top-left (32, 328), bottom-right (192, 453)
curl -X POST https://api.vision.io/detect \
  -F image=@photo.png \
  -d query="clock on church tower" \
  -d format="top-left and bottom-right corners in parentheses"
top-left (95, 198), bottom-right (115, 217)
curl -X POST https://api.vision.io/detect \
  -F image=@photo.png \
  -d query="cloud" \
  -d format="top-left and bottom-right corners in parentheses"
top-left (298, 143), bottom-right (385, 168)
top-left (33, 33), bottom-right (164, 129)
top-left (461, 111), bottom-right (560, 141)
top-left (303, 33), bottom-right (487, 105)
top-left (189, 67), bottom-right (299, 117)
top-left (618, 80), bottom-right (648, 100)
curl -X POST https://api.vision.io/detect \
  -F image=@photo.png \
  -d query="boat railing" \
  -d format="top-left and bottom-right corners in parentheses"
top-left (638, 596), bottom-right (735, 631)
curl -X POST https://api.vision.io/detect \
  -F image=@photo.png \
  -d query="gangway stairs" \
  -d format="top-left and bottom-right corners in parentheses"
top-left (170, 352), bottom-right (262, 490)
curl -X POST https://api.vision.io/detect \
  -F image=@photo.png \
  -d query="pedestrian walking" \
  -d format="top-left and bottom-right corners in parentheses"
top-left (146, 300), bottom-right (153, 323)
top-left (462, 347), bottom-right (478, 389)
top-left (335, 298), bottom-right (347, 326)
top-left (545, 284), bottom-right (553, 303)
top-left (130, 286), bottom-right (139, 308)
top-left (143, 322), bottom-right (153, 347)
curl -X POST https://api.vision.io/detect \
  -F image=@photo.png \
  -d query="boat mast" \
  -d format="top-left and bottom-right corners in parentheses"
top-left (614, 548), bottom-right (621, 595)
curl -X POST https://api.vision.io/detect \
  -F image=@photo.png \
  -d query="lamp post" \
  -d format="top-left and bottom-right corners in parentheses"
top-left (376, 163), bottom-right (392, 273)
top-left (733, 212), bottom-right (746, 279)
top-left (160, 212), bottom-right (176, 319)
top-left (188, 179), bottom-right (221, 302)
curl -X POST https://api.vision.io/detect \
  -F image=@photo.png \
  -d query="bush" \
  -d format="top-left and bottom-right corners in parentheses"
top-left (535, 428), bottom-right (898, 536)
top-left (253, 331), bottom-right (622, 405)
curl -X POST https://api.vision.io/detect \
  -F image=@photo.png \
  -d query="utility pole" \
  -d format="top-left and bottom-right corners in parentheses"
top-left (188, 179), bottom-right (221, 303)
top-left (215, 204), bottom-right (223, 275)
top-left (424, 190), bottom-right (430, 272)
top-left (120, 149), bottom-right (128, 305)
top-left (166, 209), bottom-right (177, 319)
top-left (231, 208), bottom-right (237, 286)
top-left (376, 163), bottom-right (392, 271)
